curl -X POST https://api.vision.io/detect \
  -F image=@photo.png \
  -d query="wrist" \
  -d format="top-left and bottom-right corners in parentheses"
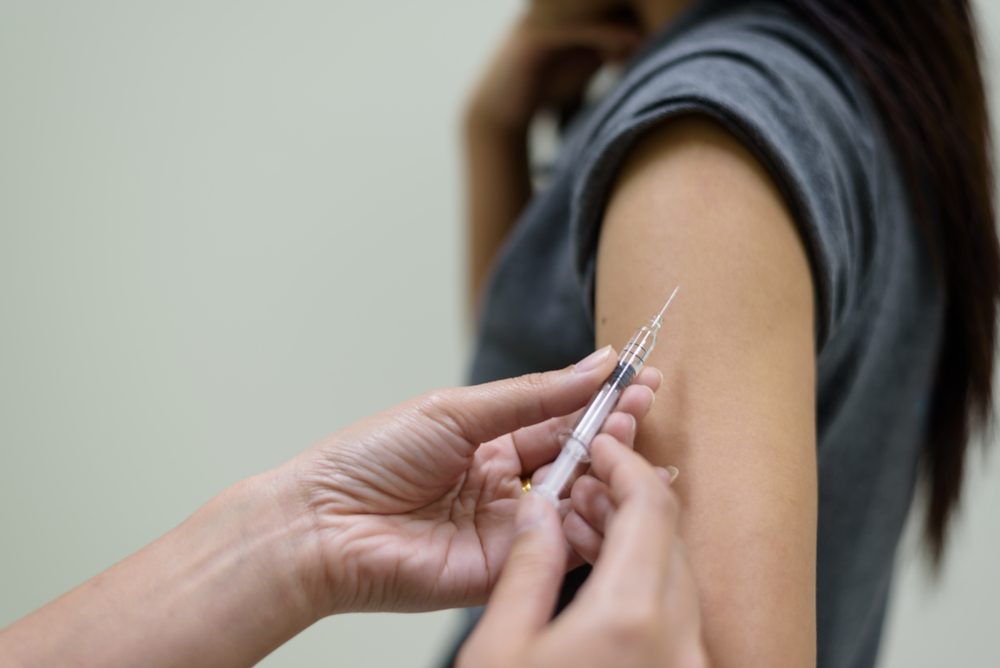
top-left (204, 466), bottom-right (329, 627)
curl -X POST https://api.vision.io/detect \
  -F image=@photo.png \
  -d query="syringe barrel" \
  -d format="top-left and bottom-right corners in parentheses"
top-left (534, 325), bottom-right (659, 502)
top-left (571, 380), bottom-right (624, 448)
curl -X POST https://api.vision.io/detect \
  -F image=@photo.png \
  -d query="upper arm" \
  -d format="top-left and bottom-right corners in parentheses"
top-left (594, 116), bottom-right (818, 666)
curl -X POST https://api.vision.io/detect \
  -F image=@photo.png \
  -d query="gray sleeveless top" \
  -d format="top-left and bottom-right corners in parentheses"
top-left (459, 2), bottom-right (944, 666)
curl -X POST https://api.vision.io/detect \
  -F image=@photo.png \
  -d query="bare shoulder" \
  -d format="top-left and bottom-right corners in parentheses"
top-left (595, 115), bottom-right (819, 666)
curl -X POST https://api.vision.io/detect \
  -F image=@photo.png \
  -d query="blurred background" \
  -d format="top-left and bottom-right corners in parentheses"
top-left (0, 1), bottom-right (997, 666)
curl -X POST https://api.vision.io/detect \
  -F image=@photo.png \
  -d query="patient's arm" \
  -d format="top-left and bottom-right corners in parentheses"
top-left (594, 117), bottom-right (818, 667)
top-left (462, 12), bottom-right (641, 315)
top-left (463, 111), bottom-right (531, 313)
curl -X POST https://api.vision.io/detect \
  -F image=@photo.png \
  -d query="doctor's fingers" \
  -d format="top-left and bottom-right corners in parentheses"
top-left (511, 367), bottom-right (660, 474)
top-left (563, 460), bottom-right (675, 564)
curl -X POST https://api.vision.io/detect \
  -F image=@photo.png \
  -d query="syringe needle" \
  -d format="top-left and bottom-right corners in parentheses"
top-left (653, 286), bottom-right (681, 326)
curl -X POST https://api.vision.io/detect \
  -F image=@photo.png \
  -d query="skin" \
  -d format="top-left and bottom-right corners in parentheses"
top-left (0, 349), bottom-right (704, 667)
top-left (466, 1), bottom-right (818, 665)
top-left (594, 117), bottom-right (818, 666)
top-left (464, 10), bottom-right (641, 308)
top-left (293, 346), bottom-right (660, 614)
top-left (460, 436), bottom-right (706, 668)
top-left (464, 0), bottom-right (685, 309)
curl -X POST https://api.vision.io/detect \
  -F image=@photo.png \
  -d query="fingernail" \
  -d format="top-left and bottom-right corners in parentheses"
top-left (574, 345), bottom-right (612, 374)
top-left (515, 492), bottom-right (550, 533)
top-left (666, 466), bottom-right (680, 483)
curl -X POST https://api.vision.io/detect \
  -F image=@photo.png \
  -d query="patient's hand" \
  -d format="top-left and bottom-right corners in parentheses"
top-left (287, 346), bottom-right (661, 615)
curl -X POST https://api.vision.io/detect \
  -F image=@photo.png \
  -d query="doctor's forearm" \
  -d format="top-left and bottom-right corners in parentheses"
top-left (0, 469), bottom-right (321, 668)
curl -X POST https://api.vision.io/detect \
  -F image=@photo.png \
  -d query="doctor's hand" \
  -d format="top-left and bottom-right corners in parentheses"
top-left (285, 346), bottom-right (661, 616)
top-left (0, 348), bottom-right (660, 668)
top-left (458, 435), bottom-right (707, 668)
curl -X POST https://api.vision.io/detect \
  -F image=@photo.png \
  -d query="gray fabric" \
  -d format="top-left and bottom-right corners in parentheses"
top-left (461, 2), bottom-right (944, 667)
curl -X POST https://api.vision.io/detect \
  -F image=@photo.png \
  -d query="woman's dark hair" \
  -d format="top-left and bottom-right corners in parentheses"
top-left (784, 0), bottom-right (998, 563)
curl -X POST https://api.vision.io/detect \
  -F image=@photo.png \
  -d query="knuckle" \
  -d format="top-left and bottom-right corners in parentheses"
top-left (416, 388), bottom-right (466, 434)
top-left (605, 621), bottom-right (645, 648)
top-left (519, 370), bottom-right (550, 393)
top-left (605, 604), bottom-right (659, 645)
top-left (569, 475), bottom-right (592, 506)
top-left (507, 548), bottom-right (556, 580)
top-left (418, 388), bottom-right (452, 414)
top-left (513, 371), bottom-right (553, 420)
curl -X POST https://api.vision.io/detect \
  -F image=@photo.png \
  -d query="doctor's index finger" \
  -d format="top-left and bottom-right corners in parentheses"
top-left (584, 434), bottom-right (681, 593)
top-left (428, 346), bottom-right (618, 447)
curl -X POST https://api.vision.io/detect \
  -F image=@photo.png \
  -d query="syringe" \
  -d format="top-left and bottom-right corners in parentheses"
top-left (535, 287), bottom-right (679, 503)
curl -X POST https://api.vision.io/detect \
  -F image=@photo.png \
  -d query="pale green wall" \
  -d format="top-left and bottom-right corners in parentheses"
top-left (0, 2), bottom-right (997, 666)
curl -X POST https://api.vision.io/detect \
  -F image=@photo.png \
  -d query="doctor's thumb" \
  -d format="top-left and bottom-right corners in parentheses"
top-left (474, 493), bottom-right (566, 637)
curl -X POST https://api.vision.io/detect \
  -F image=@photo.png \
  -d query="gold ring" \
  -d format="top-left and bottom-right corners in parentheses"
top-left (520, 477), bottom-right (532, 493)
